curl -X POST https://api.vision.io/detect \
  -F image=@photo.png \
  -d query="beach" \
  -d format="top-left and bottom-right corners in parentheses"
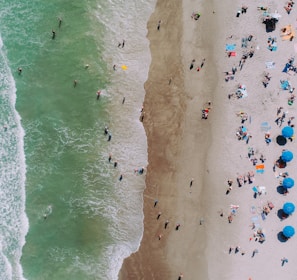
top-left (120, 0), bottom-right (297, 279)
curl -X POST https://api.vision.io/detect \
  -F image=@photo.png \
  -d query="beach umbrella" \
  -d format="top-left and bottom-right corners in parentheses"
top-left (283, 202), bottom-right (295, 215)
top-left (283, 177), bottom-right (295, 188)
top-left (281, 150), bottom-right (294, 162)
top-left (283, 225), bottom-right (295, 238)
top-left (282, 126), bottom-right (294, 138)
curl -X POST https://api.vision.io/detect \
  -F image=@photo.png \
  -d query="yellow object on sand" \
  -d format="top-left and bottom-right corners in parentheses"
top-left (280, 25), bottom-right (295, 41)
top-left (121, 65), bottom-right (128, 70)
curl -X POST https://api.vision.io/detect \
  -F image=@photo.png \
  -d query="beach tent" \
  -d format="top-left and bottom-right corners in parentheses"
top-left (283, 202), bottom-right (295, 215)
top-left (282, 126), bottom-right (294, 138)
top-left (283, 225), bottom-right (295, 238)
top-left (263, 18), bottom-right (278, 33)
top-left (283, 178), bottom-right (295, 188)
top-left (281, 150), bottom-right (294, 162)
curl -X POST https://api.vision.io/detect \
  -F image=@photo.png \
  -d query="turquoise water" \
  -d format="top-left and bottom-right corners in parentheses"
top-left (0, 0), bottom-right (154, 279)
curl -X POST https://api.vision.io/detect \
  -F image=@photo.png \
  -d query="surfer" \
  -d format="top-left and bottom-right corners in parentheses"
top-left (58, 17), bottom-right (62, 28)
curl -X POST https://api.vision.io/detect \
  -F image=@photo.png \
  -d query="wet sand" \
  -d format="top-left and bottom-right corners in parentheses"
top-left (120, 0), bottom-right (297, 279)
top-left (119, 0), bottom-right (218, 278)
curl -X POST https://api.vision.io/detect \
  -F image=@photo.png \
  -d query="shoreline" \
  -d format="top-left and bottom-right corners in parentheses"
top-left (120, 0), bottom-right (297, 278)
top-left (119, 0), bottom-right (218, 278)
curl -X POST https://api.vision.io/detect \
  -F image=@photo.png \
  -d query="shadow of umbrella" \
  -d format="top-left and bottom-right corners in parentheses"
top-left (276, 158), bottom-right (287, 168)
top-left (277, 231), bottom-right (289, 242)
top-left (277, 209), bottom-right (289, 220)
top-left (277, 185), bottom-right (287, 194)
top-left (276, 135), bottom-right (287, 146)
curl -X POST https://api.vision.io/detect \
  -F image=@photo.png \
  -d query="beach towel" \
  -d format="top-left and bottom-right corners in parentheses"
top-left (281, 25), bottom-right (295, 41)
top-left (266, 61), bottom-right (275, 68)
top-left (261, 122), bottom-right (271, 131)
top-left (256, 164), bottom-right (265, 170)
top-left (281, 80), bottom-right (290, 90)
top-left (225, 44), bottom-right (236, 51)
top-left (282, 63), bottom-right (291, 73)
top-left (252, 186), bottom-right (259, 193)
top-left (259, 186), bottom-right (266, 194)
top-left (251, 215), bottom-right (258, 222)
top-left (256, 169), bottom-right (265, 174)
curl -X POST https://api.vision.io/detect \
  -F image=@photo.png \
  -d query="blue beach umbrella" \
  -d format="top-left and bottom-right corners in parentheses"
top-left (281, 150), bottom-right (294, 162)
top-left (283, 177), bottom-right (295, 189)
top-left (283, 225), bottom-right (295, 238)
top-left (283, 202), bottom-right (295, 215)
top-left (282, 126), bottom-right (294, 138)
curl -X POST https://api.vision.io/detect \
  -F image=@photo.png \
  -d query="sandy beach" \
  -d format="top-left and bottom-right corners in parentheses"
top-left (120, 0), bottom-right (297, 279)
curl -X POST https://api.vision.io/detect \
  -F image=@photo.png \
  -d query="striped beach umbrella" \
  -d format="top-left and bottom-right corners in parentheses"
top-left (283, 202), bottom-right (295, 215)
top-left (283, 225), bottom-right (295, 238)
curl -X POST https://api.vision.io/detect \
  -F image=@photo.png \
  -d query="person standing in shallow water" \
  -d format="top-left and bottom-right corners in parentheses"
top-left (52, 30), bottom-right (56, 39)
top-left (58, 17), bottom-right (62, 28)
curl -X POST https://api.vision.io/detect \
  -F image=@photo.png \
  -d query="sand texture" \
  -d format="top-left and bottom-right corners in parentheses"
top-left (120, 0), bottom-right (297, 279)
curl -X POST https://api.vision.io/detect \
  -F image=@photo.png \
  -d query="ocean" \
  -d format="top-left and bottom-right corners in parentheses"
top-left (0, 0), bottom-right (154, 279)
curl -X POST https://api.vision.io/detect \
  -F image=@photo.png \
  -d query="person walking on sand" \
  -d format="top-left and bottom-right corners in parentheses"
top-left (281, 257), bottom-right (288, 266)
top-left (164, 219), bottom-right (169, 229)
top-left (190, 178), bottom-right (194, 187)
top-left (157, 20), bottom-right (161, 30)
top-left (154, 199), bottom-right (158, 207)
top-left (157, 212), bottom-right (162, 220)
top-left (252, 249), bottom-right (258, 257)
top-left (189, 59), bottom-right (195, 70)
top-left (121, 40), bottom-right (125, 48)
top-left (175, 223), bottom-right (180, 230)
top-left (200, 58), bottom-right (206, 68)
top-left (178, 273), bottom-right (183, 280)
top-left (122, 97), bottom-right (125, 104)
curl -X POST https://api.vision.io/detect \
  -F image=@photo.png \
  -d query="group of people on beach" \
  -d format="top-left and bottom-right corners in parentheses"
top-left (218, 3), bottom-right (297, 272)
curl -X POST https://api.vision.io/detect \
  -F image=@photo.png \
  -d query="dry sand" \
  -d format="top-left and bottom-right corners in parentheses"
top-left (120, 0), bottom-right (297, 279)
